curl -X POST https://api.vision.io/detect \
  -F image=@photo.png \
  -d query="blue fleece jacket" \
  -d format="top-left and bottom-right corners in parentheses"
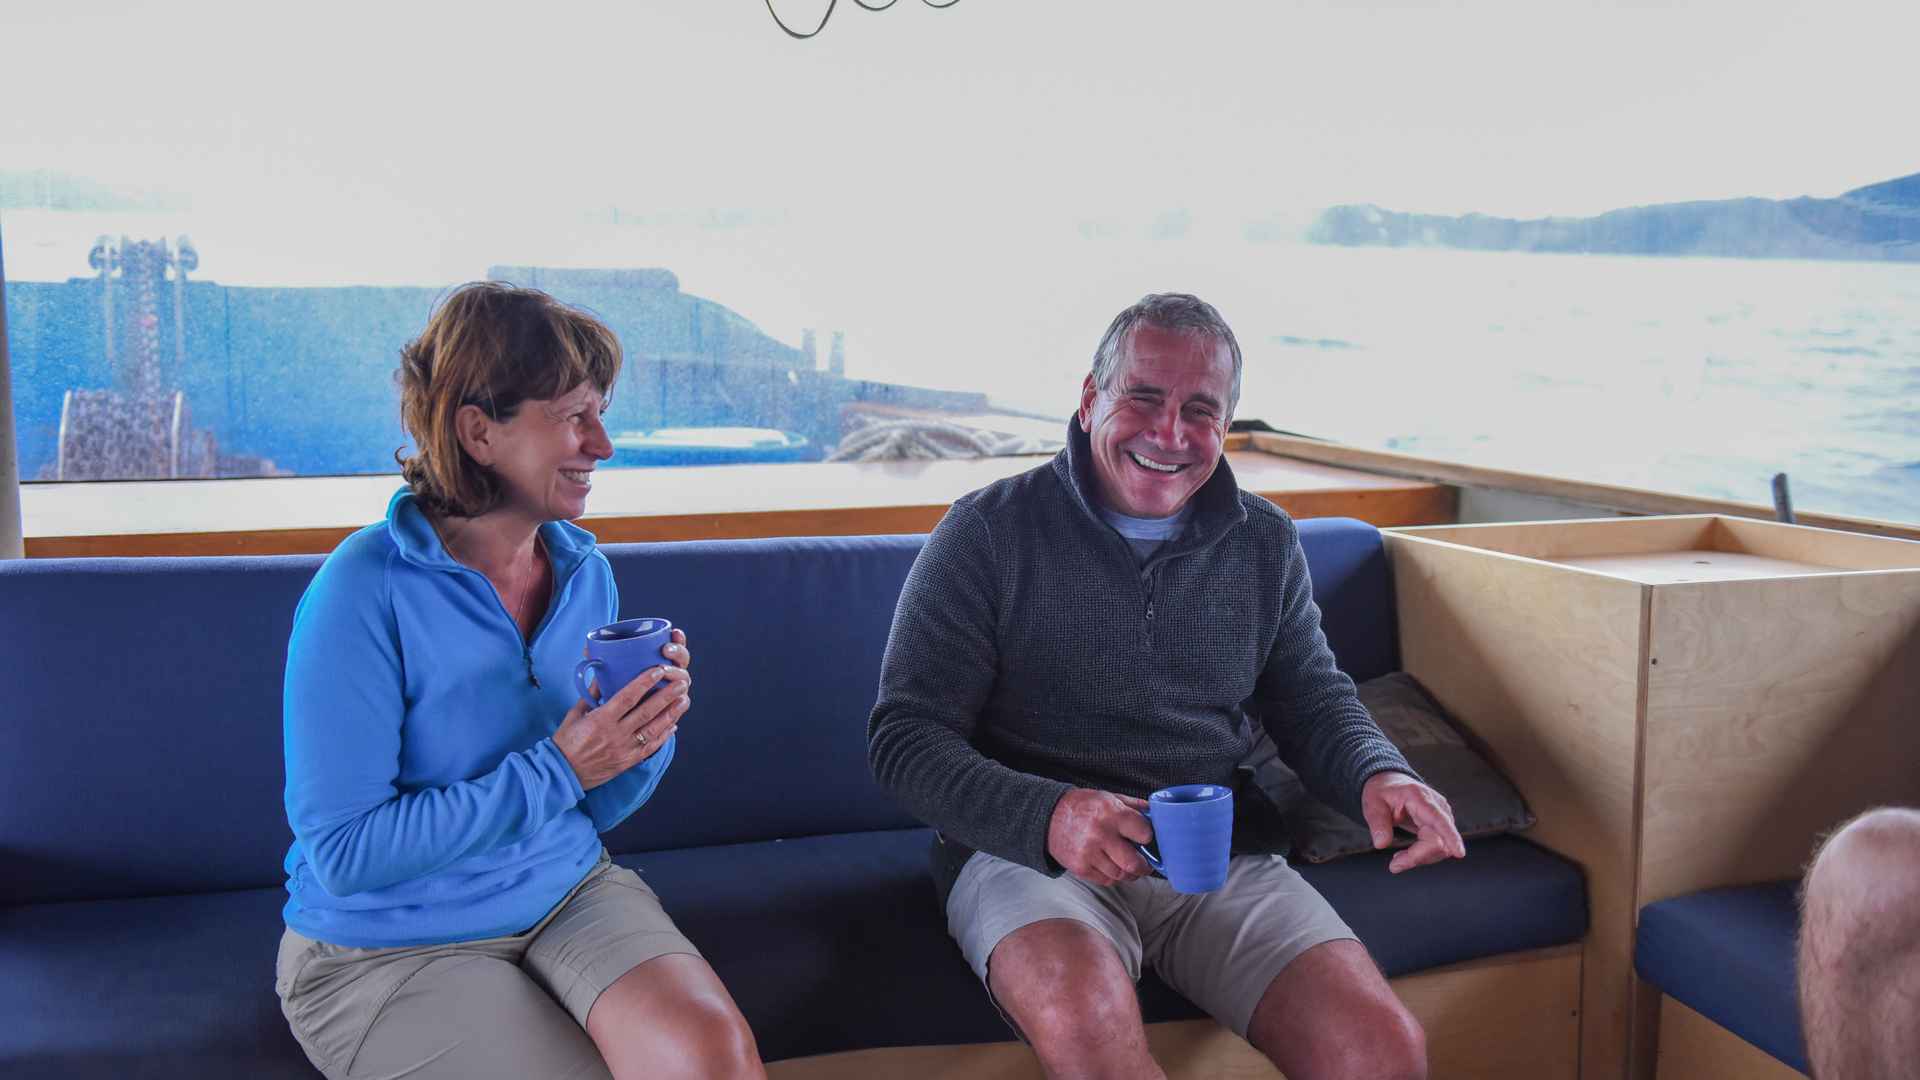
top-left (281, 489), bottom-right (675, 948)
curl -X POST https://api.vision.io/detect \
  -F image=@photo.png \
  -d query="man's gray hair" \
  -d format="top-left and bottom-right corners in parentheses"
top-left (1089, 293), bottom-right (1243, 414)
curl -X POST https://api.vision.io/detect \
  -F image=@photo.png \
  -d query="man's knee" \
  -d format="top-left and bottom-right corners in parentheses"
top-left (1366, 1001), bottom-right (1428, 1080)
top-left (1311, 989), bottom-right (1425, 1079)
top-left (1808, 807), bottom-right (1920, 917)
top-left (989, 920), bottom-right (1144, 1058)
top-left (1801, 808), bottom-right (1920, 1080)
top-left (1815, 808), bottom-right (1920, 872)
top-left (1249, 941), bottom-right (1426, 1080)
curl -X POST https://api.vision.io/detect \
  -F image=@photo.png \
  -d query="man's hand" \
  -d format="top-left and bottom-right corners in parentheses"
top-left (1047, 788), bottom-right (1156, 887)
top-left (1361, 771), bottom-right (1466, 874)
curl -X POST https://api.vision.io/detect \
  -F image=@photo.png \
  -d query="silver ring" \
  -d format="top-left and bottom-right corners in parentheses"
top-left (635, 731), bottom-right (648, 748)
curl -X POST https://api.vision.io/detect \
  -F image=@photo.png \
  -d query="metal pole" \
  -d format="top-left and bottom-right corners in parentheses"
top-left (0, 217), bottom-right (25, 558)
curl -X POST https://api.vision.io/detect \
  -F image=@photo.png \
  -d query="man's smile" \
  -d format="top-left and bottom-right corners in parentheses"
top-left (1127, 450), bottom-right (1189, 474)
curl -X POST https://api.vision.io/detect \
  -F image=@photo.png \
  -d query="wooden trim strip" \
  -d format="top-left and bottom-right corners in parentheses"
top-left (21, 449), bottom-right (1454, 557)
top-left (1247, 432), bottom-right (1920, 542)
top-left (23, 483), bottom-right (1456, 558)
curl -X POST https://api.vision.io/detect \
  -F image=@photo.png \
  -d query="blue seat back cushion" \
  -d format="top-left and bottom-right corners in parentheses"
top-left (1635, 882), bottom-right (1806, 1073)
top-left (0, 516), bottom-right (1392, 903)
top-left (0, 555), bottom-right (323, 906)
top-left (1295, 517), bottom-right (1398, 683)
top-left (597, 535), bottom-right (927, 853)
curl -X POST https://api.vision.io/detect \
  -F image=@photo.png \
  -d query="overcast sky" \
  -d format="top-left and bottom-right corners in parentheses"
top-left (2, 0), bottom-right (1916, 285)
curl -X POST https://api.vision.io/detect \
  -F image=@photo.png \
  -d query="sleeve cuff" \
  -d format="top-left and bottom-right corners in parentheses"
top-left (1017, 779), bottom-right (1076, 876)
top-left (536, 737), bottom-right (587, 803)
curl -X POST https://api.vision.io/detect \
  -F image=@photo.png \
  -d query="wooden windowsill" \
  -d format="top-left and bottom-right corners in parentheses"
top-left (20, 440), bottom-right (1454, 557)
top-left (1252, 431), bottom-right (1920, 543)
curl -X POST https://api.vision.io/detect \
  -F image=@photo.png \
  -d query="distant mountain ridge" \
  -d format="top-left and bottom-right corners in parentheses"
top-left (0, 169), bottom-right (188, 212)
top-left (1308, 172), bottom-right (1920, 262)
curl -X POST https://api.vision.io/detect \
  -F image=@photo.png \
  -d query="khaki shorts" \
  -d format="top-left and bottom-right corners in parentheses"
top-left (947, 851), bottom-right (1357, 1039)
top-left (275, 853), bottom-right (700, 1080)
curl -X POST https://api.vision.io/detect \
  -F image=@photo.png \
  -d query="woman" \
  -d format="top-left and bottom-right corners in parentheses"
top-left (274, 282), bottom-right (764, 1080)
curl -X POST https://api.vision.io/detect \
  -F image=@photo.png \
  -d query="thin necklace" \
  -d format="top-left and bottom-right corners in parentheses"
top-left (509, 534), bottom-right (548, 689)
top-left (436, 515), bottom-right (544, 636)
top-left (514, 534), bottom-right (547, 633)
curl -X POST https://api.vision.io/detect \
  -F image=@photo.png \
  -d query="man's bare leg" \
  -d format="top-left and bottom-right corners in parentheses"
top-left (988, 918), bottom-right (1166, 1080)
top-left (1799, 807), bottom-right (1920, 1080)
top-left (1245, 939), bottom-right (1426, 1080)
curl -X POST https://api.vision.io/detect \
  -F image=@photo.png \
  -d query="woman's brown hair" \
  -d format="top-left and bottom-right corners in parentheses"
top-left (396, 282), bottom-right (623, 518)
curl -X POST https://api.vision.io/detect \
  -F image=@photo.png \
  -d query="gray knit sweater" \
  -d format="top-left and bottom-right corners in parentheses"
top-left (868, 420), bottom-right (1414, 902)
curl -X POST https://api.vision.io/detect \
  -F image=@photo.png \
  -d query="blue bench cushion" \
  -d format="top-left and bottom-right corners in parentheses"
top-left (0, 888), bottom-right (313, 1079)
top-left (1635, 882), bottom-right (1806, 1074)
top-left (643, 830), bottom-right (1583, 1060)
top-left (0, 830), bottom-right (1584, 1074)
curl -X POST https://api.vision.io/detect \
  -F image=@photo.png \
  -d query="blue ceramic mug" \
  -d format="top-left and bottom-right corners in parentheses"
top-left (573, 618), bottom-right (674, 707)
top-left (1133, 784), bottom-right (1233, 893)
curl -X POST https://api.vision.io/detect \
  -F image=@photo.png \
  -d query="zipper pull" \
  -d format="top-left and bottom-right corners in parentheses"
top-left (525, 649), bottom-right (540, 688)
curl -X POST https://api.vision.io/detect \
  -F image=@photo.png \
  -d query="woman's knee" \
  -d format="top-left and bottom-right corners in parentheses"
top-left (597, 993), bottom-right (760, 1079)
top-left (588, 956), bottom-right (763, 1079)
top-left (658, 993), bottom-right (761, 1074)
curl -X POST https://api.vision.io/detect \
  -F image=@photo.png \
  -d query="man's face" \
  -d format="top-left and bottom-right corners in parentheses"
top-left (1077, 323), bottom-right (1235, 519)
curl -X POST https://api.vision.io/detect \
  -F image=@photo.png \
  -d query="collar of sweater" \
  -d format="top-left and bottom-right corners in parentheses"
top-left (1053, 416), bottom-right (1248, 558)
top-left (382, 487), bottom-right (601, 583)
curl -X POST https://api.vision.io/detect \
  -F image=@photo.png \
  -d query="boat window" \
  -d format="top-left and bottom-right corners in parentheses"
top-left (2, 3), bottom-right (1914, 527)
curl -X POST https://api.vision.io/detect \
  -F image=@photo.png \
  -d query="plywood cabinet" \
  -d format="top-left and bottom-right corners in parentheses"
top-left (1384, 515), bottom-right (1920, 1080)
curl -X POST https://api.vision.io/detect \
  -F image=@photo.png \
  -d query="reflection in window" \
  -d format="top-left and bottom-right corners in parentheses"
top-left (7, 243), bottom-right (1064, 481)
top-left (1, 4), bottom-right (1915, 527)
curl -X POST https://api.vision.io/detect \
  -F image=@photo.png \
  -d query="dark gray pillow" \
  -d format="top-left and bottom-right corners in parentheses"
top-left (1245, 671), bottom-right (1535, 864)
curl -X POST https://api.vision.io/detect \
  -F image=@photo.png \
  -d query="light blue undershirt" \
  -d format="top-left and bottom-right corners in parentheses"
top-left (1098, 502), bottom-right (1193, 563)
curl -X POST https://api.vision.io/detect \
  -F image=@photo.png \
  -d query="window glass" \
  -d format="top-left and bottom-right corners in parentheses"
top-left (3, 2), bottom-right (1915, 524)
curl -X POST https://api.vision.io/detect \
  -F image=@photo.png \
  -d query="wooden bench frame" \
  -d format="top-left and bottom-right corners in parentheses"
top-left (1385, 515), bottom-right (1920, 1079)
top-left (767, 946), bottom-right (1582, 1079)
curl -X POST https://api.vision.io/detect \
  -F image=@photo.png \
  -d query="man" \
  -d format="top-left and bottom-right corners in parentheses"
top-left (1799, 807), bottom-right (1920, 1080)
top-left (868, 292), bottom-right (1465, 1079)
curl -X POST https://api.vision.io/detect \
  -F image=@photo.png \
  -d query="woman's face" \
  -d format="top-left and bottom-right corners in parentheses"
top-left (481, 381), bottom-right (615, 523)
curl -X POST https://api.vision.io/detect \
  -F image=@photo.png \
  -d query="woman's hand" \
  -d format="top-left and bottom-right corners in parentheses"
top-left (553, 663), bottom-right (691, 790)
top-left (663, 628), bottom-right (691, 671)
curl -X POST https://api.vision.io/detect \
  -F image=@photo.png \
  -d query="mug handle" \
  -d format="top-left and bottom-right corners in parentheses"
top-left (1132, 808), bottom-right (1164, 876)
top-left (574, 658), bottom-right (608, 707)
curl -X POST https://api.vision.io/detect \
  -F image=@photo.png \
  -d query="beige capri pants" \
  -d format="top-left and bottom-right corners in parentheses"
top-left (274, 853), bottom-right (700, 1080)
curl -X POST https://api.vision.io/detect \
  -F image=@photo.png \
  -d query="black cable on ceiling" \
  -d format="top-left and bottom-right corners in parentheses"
top-left (764, 0), bottom-right (959, 40)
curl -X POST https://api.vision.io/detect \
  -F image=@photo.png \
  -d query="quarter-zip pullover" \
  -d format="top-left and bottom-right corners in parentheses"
top-left (869, 419), bottom-right (1413, 904)
top-left (281, 489), bottom-right (675, 948)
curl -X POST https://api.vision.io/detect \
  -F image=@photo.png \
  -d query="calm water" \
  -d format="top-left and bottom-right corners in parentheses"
top-left (9, 209), bottom-right (1919, 524)
top-left (738, 237), bottom-right (1920, 526)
